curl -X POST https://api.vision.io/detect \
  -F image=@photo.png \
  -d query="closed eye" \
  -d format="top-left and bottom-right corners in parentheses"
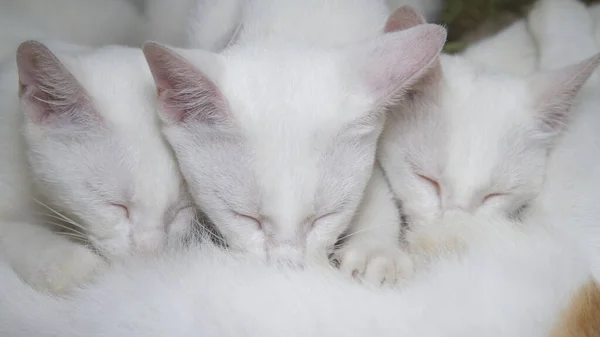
top-left (417, 174), bottom-right (440, 196)
top-left (110, 203), bottom-right (130, 219)
top-left (233, 211), bottom-right (263, 230)
top-left (482, 193), bottom-right (506, 204)
top-left (310, 212), bottom-right (337, 229)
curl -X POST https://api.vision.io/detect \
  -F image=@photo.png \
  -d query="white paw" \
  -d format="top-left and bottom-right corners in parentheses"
top-left (334, 244), bottom-right (413, 286)
top-left (27, 245), bottom-right (108, 295)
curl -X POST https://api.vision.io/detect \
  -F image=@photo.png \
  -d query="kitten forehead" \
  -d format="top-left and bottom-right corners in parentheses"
top-left (220, 45), bottom-right (373, 130)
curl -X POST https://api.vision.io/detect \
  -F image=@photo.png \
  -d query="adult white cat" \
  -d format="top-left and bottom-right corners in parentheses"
top-left (0, 211), bottom-right (594, 337)
top-left (0, 41), bottom-right (194, 294)
top-left (461, 0), bottom-right (600, 76)
top-left (378, 3), bottom-right (600, 240)
top-left (0, 0), bottom-right (144, 61)
top-left (142, 1), bottom-right (446, 284)
top-left (144, 0), bottom-right (444, 49)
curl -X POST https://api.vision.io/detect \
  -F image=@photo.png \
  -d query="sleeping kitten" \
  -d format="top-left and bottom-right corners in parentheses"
top-left (523, 0), bottom-right (600, 282)
top-left (143, 0), bottom-right (446, 284)
top-left (0, 41), bottom-right (194, 293)
top-left (0, 211), bottom-right (594, 337)
top-left (378, 4), bottom-right (600, 238)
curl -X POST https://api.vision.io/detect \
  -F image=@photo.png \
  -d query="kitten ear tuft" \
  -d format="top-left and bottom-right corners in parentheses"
top-left (16, 40), bottom-right (92, 124)
top-left (384, 6), bottom-right (427, 33)
top-left (349, 23), bottom-right (446, 105)
top-left (532, 53), bottom-right (600, 136)
top-left (142, 42), bottom-right (228, 126)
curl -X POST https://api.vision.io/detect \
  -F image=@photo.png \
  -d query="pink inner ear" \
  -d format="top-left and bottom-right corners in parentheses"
top-left (384, 6), bottom-right (427, 33)
top-left (534, 53), bottom-right (600, 135)
top-left (143, 42), bottom-right (228, 125)
top-left (360, 24), bottom-right (446, 104)
top-left (16, 41), bottom-right (91, 124)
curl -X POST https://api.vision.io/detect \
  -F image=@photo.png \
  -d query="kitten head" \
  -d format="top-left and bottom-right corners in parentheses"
top-left (143, 24), bottom-right (446, 265)
top-left (380, 48), bottom-right (600, 229)
top-left (16, 41), bottom-right (195, 259)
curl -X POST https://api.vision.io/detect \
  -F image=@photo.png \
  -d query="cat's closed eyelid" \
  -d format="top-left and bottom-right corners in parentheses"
top-left (309, 212), bottom-right (338, 229)
top-left (109, 202), bottom-right (130, 219)
top-left (482, 192), bottom-right (506, 203)
top-left (416, 173), bottom-right (441, 195)
top-left (232, 211), bottom-right (263, 230)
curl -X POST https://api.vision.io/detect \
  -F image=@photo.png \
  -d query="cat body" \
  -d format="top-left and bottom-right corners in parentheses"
top-left (144, 0), bottom-right (443, 49)
top-left (0, 0), bottom-right (144, 61)
top-left (142, 0), bottom-right (446, 283)
top-left (461, 19), bottom-right (538, 76)
top-left (0, 41), bottom-right (194, 293)
top-left (462, 0), bottom-right (600, 77)
top-left (0, 212), bottom-right (593, 337)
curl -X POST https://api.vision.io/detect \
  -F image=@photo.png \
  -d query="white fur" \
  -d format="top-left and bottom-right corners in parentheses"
top-left (462, 0), bottom-right (600, 76)
top-left (0, 41), bottom-right (194, 293)
top-left (0, 212), bottom-right (592, 336)
top-left (184, 0), bottom-right (444, 50)
top-left (525, 0), bottom-right (600, 280)
top-left (143, 0), bottom-right (445, 284)
top-left (461, 19), bottom-right (538, 76)
top-left (0, 0), bottom-right (144, 62)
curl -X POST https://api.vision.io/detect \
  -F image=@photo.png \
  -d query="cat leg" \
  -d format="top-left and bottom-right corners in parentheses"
top-left (333, 163), bottom-right (413, 286)
top-left (0, 220), bottom-right (107, 295)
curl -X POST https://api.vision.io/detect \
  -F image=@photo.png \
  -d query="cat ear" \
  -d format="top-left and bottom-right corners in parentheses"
top-left (531, 53), bottom-right (600, 136)
top-left (346, 23), bottom-right (446, 105)
top-left (16, 40), bottom-right (93, 125)
top-left (384, 5), bottom-right (427, 33)
top-left (142, 42), bottom-right (228, 126)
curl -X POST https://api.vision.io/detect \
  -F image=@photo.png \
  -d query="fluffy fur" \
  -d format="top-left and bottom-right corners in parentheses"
top-left (142, 0), bottom-right (446, 284)
top-left (0, 41), bottom-right (194, 293)
top-left (378, 3), bottom-right (600, 239)
top-left (461, 0), bottom-right (600, 77)
top-left (0, 0), bottom-right (144, 62)
top-left (0, 211), bottom-right (593, 336)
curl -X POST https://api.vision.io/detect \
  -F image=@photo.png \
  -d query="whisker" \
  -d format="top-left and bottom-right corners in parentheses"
top-left (37, 213), bottom-right (87, 232)
top-left (45, 221), bottom-right (88, 237)
top-left (56, 232), bottom-right (88, 242)
top-left (33, 199), bottom-right (85, 230)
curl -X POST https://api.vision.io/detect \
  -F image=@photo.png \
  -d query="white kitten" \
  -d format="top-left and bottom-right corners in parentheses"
top-left (524, 0), bottom-right (600, 281)
top-left (0, 41), bottom-right (194, 293)
top-left (141, 0), bottom-right (445, 284)
top-left (0, 212), bottom-right (593, 337)
top-left (378, 6), bottom-right (600, 239)
top-left (0, 0), bottom-right (144, 61)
